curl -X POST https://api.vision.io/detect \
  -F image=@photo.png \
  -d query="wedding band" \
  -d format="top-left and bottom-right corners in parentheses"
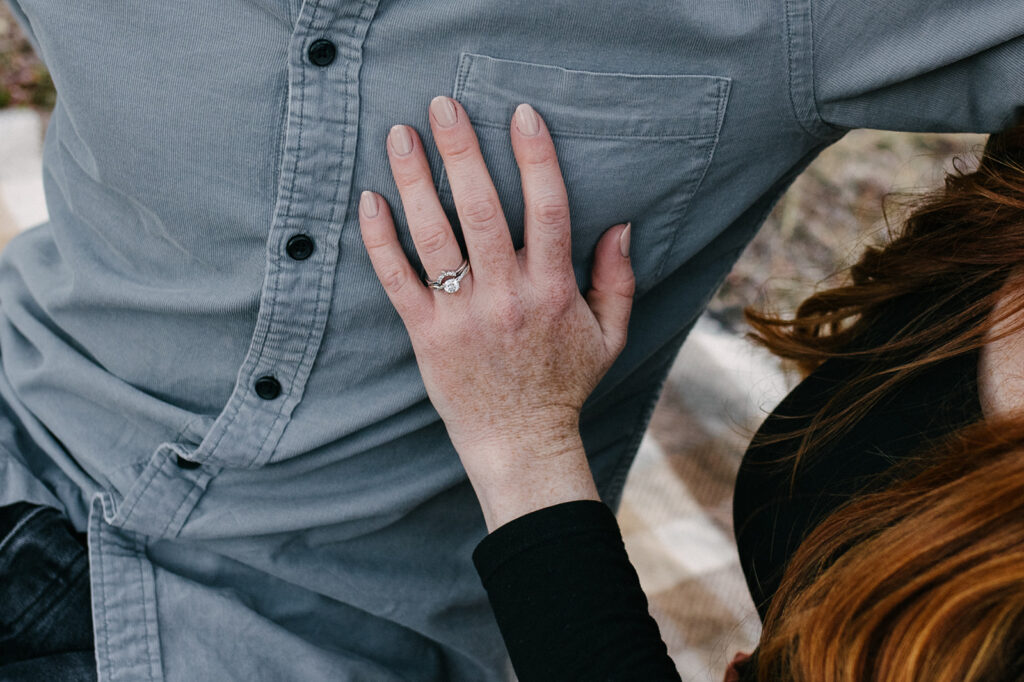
top-left (425, 259), bottom-right (470, 294)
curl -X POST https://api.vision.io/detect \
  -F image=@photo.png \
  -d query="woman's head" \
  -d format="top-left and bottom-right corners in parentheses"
top-left (747, 122), bottom-right (1024, 682)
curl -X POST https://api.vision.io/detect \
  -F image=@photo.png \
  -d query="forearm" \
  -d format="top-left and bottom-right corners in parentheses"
top-left (472, 500), bottom-right (681, 681)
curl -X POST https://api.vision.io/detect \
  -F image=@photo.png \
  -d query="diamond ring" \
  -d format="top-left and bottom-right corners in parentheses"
top-left (424, 258), bottom-right (470, 294)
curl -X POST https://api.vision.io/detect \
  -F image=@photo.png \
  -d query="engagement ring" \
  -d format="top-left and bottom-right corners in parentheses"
top-left (425, 259), bottom-right (470, 294)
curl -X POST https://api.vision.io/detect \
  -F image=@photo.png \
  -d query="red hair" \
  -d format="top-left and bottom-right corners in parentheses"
top-left (746, 123), bottom-right (1024, 681)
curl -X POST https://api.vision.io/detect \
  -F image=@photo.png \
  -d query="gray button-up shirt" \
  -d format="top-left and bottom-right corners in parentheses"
top-left (1, 0), bottom-right (1022, 679)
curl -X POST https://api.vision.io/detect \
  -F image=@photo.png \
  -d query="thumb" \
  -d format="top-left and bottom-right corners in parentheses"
top-left (585, 223), bottom-right (635, 356)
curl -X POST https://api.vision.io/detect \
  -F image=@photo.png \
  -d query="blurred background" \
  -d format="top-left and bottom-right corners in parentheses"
top-left (0, 5), bottom-right (986, 680)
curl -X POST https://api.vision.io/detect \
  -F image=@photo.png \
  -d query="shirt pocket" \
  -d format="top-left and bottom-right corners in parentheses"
top-left (436, 53), bottom-right (731, 295)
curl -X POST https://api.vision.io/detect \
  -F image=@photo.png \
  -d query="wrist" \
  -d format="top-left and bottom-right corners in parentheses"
top-left (460, 434), bottom-right (600, 532)
top-left (445, 405), bottom-right (582, 460)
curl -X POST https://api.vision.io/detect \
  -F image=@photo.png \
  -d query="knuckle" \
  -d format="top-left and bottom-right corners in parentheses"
top-left (532, 195), bottom-right (570, 229)
top-left (417, 225), bottom-right (452, 256)
top-left (390, 159), bottom-right (418, 183)
top-left (619, 272), bottom-right (637, 299)
top-left (444, 139), bottom-right (478, 164)
top-left (362, 234), bottom-right (392, 252)
top-left (544, 280), bottom-right (576, 310)
top-left (461, 197), bottom-right (501, 226)
top-left (522, 148), bottom-right (557, 171)
top-left (399, 176), bottom-right (439, 207)
top-left (491, 295), bottom-right (527, 331)
top-left (391, 162), bottom-right (432, 192)
top-left (380, 266), bottom-right (411, 294)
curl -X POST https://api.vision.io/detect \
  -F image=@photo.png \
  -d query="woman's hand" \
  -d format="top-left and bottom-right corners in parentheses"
top-left (359, 96), bottom-right (635, 530)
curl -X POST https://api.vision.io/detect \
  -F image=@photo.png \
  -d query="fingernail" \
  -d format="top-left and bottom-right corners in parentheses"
top-left (360, 191), bottom-right (379, 218)
top-left (619, 223), bottom-right (631, 259)
top-left (389, 125), bottom-right (413, 156)
top-left (430, 96), bottom-right (458, 128)
top-left (514, 103), bottom-right (540, 136)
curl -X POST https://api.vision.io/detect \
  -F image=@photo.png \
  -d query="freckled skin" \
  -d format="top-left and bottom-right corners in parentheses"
top-left (414, 277), bottom-right (616, 455)
top-left (359, 99), bottom-right (635, 530)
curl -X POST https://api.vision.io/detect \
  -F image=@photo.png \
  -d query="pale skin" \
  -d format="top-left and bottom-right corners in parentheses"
top-left (978, 269), bottom-right (1024, 420)
top-left (358, 96), bottom-right (635, 532)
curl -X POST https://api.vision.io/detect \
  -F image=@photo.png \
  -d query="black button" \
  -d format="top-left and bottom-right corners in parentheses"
top-left (254, 375), bottom-right (282, 400)
top-left (308, 39), bottom-right (336, 67)
top-left (175, 454), bottom-right (202, 470)
top-left (286, 234), bottom-right (315, 261)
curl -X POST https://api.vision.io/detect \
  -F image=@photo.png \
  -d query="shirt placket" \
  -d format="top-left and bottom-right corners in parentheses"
top-left (180, 0), bottom-right (379, 473)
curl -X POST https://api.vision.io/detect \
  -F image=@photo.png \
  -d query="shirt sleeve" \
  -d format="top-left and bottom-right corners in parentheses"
top-left (805, 0), bottom-right (1024, 133)
top-left (472, 500), bottom-right (681, 682)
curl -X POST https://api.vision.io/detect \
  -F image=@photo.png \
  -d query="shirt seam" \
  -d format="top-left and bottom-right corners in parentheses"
top-left (784, 0), bottom-right (845, 140)
top-left (467, 119), bottom-right (720, 141)
top-left (250, 0), bottom-right (330, 469)
top-left (135, 533), bottom-right (159, 681)
top-left (654, 77), bottom-right (732, 282)
top-left (92, 513), bottom-right (115, 681)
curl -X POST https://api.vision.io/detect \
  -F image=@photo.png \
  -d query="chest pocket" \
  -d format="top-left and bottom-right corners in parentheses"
top-left (437, 53), bottom-right (730, 295)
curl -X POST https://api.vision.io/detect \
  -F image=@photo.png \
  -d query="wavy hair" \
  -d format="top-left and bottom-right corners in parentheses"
top-left (746, 123), bottom-right (1024, 681)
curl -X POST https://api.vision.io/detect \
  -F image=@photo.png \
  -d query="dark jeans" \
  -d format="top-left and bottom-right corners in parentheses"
top-left (0, 502), bottom-right (96, 681)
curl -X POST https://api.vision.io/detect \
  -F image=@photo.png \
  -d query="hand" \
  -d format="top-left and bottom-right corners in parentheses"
top-left (359, 96), bottom-right (635, 530)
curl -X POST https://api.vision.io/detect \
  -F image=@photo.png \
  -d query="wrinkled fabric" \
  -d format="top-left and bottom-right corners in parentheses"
top-left (0, 0), bottom-right (1021, 679)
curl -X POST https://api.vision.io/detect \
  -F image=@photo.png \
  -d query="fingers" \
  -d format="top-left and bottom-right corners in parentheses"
top-left (510, 103), bottom-right (573, 289)
top-left (358, 190), bottom-right (434, 327)
top-left (429, 96), bottom-right (518, 287)
top-left (386, 124), bottom-right (466, 282)
top-left (585, 224), bottom-right (635, 356)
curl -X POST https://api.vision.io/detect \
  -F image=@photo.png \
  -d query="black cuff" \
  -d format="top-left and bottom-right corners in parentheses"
top-left (473, 499), bottom-right (619, 580)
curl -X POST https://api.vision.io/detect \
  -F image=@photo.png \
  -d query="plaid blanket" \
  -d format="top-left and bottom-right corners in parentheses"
top-left (617, 320), bottom-right (793, 680)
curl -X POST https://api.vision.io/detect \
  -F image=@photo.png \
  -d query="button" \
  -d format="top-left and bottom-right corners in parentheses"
top-left (254, 376), bottom-right (282, 400)
top-left (175, 454), bottom-right (202, 470)
top-left (308, 39), bottom-right (336, 67)
top-left (286, 234), bottom-right (315, 261)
